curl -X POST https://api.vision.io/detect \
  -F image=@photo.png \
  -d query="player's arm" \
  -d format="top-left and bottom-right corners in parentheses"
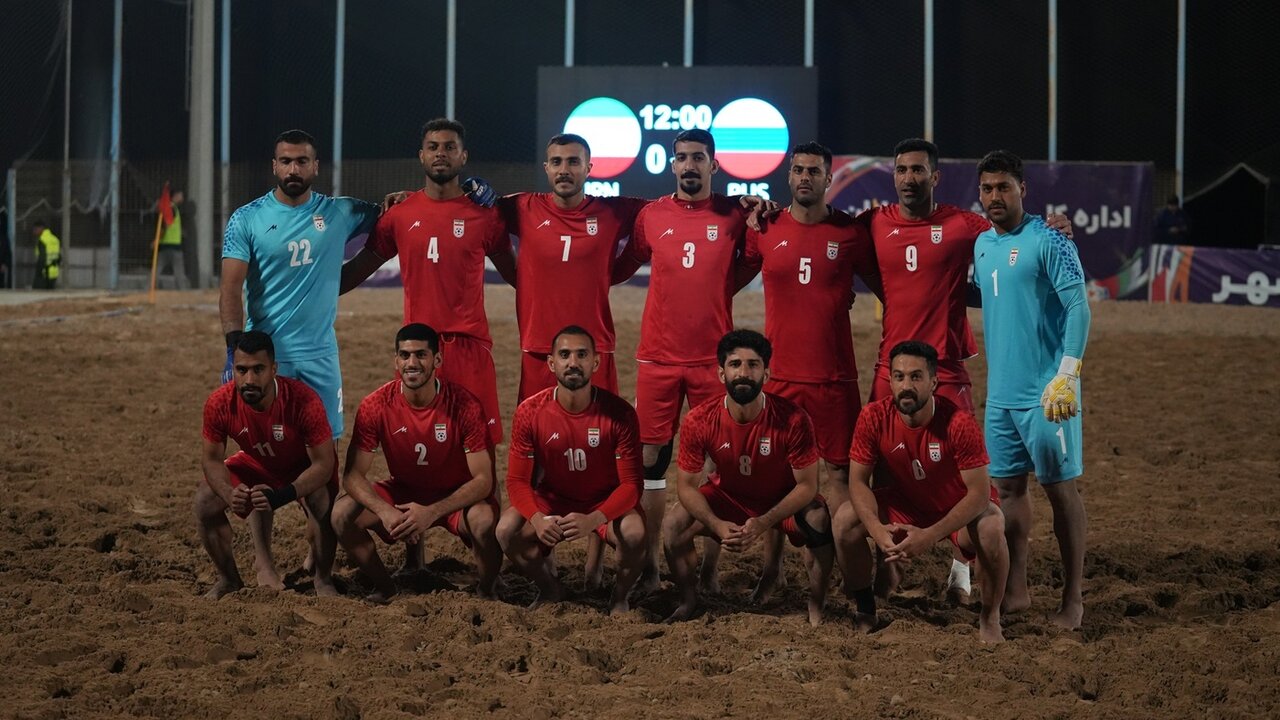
top-left (1041, 232), bottom-right (1091, 421)
top-left (340, 246), bottom-right (387, 295)
top-left (675, 465), bottom-right (738, 542)
top-left (733, 228), bottom-right (763, 292)
top-left (218, 258), bottom-right (247, 336)
top-left (420, 450), bottom-right (494, 522)
top-left (200, 437), bottom-right (239, 509)
top-left (739, 461), bottom-right (818, 548)
top-left (851, 229), bottom-right (885, 301)
top-left (890, 465), bottom-right (992, 564)
top-left (847, 460), bottom-right (893, 553)
top-left (341, 441), bottom-right (404, 530)
top-left (255, 442), bottom-right (335, 513)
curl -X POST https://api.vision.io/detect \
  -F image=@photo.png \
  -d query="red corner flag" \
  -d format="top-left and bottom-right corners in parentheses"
top-left (159, 182), bottom-right (174, 227)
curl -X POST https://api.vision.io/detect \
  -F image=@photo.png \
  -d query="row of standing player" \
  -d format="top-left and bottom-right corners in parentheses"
top-left (207, 123), bottom-right (1089, 634)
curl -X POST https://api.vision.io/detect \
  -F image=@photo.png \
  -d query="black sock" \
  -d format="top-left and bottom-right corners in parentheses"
top-left (853, 587), bottom-right (877, 616)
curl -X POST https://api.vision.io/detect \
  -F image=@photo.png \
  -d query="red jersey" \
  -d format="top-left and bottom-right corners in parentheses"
top-left (630, 194), bottom-right (749, 365)
top-left (202, 376), bottom-right (332, 479)
top-left (848, 395), bottom-right (993, 517)
top-left (677, 393), bottom-right (819, 515)
top-left (365, 191), bottom-right (508, 344)
top-left (351, 379), bottom-right (490, 501)
top-left (743, 208), bottom-right (881, 383)
top-left (500, 193), bottom-right (648, 353)
top-left (506, 387), bottom-right (643, 521)
top-left (858, 203), bottom-right (990, 384)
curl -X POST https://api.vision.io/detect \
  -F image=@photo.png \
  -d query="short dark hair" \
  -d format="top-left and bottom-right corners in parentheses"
top-left (547, 133), bottom-right (591, 159)
top-left (551, 324), bottom-right (595, 351)
top-left (717, 329), bottom-right (772, 368)
top-left (396, 323), bottom-right (440, 353)
top-left (235, 330), bottom-right (275, 361)
top-left (976, 150), bottom-right (1024, 183)
top-left (888, 340), bottom-right (937, 376)
top-left (893, 138), bottom-right (938, 170)
top-left (421, 118), bottom-right (466, 145)
top-left (790, 141), bottom-right (833, 171)
top-left (674, 129), bottom-right (715, 158)
top-left (275, 129), bottom-right (318, 156)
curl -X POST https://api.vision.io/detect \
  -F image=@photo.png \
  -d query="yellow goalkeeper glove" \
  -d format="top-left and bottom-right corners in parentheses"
top-left (1040, 356), bottom-right (1082, 423)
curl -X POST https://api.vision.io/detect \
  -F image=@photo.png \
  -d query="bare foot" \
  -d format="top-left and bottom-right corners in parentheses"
top-left (203, 578), bottom-right (242, 600)
top-left (255, 567), bottom-right (285, 591)
top-left (609, 597), bottom-right (631, 616)
top-left (874, 563), bottom-right (899, 599)
top-left (979, 615), bottom-right (1005, 644)
top-left (365, 588), bottom-right (395, 604)
top-left (806, 599), bottom-right (824, 627)
top-left (635, 566), bottom-right (662, 596)
top-left (313, 578), bottom-right (340, 598)
top-left (1002, 585), bottom-right (1031, 614)
top-left (750, 572), bottom-right (780, 605)
top-left (663, 601), bottom-right (697, 623)
top-left (1050, 602), bottom-right (1083, 630)
top-left (852, 612), bottom-right (876, 634)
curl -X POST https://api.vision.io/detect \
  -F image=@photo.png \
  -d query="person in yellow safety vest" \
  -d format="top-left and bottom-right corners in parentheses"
top-left (32, 221), bottom-right (60, 290)
top-left (158, 190), bottom-right (190, 289)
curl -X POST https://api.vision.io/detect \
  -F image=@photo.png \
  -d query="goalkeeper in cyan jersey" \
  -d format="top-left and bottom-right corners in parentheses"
top-left (971, 150), bottom-right (1090, 631)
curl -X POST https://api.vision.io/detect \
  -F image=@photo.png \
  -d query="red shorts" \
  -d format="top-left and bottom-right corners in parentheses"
top-left (699, 483), bottom-right (827, 548)
top-left (880, 489), bottom-right (1000, 560)
top-left (635, 360), bottom-right (721, 445)
top-left (436, 333), bottom-right (503, 446)
top-left (766, 378), bottom-right (861, 466)
top-left (870, 365), bottom-right (975, 415)
top-left (225, 451), bottom-right (338, 519)
top-left (530, 492), bottom-right (641, 551)
top-left (370, 482), bottom-right (500, 547)
top-left (519, 350), bottom-right (618, 403)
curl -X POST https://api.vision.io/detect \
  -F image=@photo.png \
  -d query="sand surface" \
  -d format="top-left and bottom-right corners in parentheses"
top-left (2, 286), bottom-right (1278, 719)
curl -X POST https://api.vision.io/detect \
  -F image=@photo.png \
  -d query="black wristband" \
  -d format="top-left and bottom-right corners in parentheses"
top-left (265, 484), bottom-right (298, 510)
top-left (225, 330), bottom-right (243, 350)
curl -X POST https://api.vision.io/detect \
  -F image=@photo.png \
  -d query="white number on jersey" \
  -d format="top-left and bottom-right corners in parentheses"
top-left (564, 448), bottom-right (587, 471)
top-left (991, 268), bottom-right (999, 297)
top-left (798, 257), bottom-right (812, 284)
top-left (682, 242), bottom-right (696, 268)
top-left (1056, 426), bottom-right (1067, 454)
top-left (905, 244), bottom-right (918, 272)
top-left (911, 458), bottom-right (926, 480)
top-left (738, 455), bottom-right (752, 476)
top-left (288, 239), bottom-right (314, 267)
top-left (253, 441), bottom-right (276, 457)
top-left (415, 442), bottom-right (429, 465)
top-left (427, 236), bottom-right (440, 263)
top-left (560, 235), bottom-right (572, 262)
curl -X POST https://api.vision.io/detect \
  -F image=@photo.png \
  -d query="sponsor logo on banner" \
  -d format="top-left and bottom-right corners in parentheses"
top-left (707, 225), bottom-right (719, 241)
top-left (1009, 248), bottom-right (1020, 266)
top-left (928, 442), bottom-right (942, 462)
top-left (312, 215), bottom-right (326, 232)
top-left (272, 424), bottom-right (285, 442)
top-left (930, 225), bottom-right (942, 244)
top-left (759, 437), bottom-right (771, 456)
top-left (435, 423), bottom-right (448, 442)
top-left (826, 241), bottom-right (839, 260)
top-left (586, 217), bottom-right (598, 236)
top-left (587, 428), bottom-right (600, 447)
top-left (453, 219), bottom-right (465, 238)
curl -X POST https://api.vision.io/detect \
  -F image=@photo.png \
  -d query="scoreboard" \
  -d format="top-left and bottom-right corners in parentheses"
top-left (537, 66), bottom-right (818, 202)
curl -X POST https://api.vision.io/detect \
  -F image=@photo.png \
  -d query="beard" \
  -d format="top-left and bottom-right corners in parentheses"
top-left (558, 368), bottom-right (589, 391)
top-left (238, 384), bottom-right (265, 405)
top-left (425, 165), bottom-right (461, 186)
top-left (278, 175), bottom-right (310, 198)
top-left (727, 378), bottom-right (763, 405)
top-left (895, 390), bottom-right (925, 415)
top-left (679, 175), bottom-right (704, 196)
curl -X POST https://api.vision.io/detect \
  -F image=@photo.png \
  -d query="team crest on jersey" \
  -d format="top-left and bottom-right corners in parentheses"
top-left (758, 437), bottom-right (771, 456)
top-left (587, 428), bottom-right (601, 447)
top-left (312, 215), bottom-right (326, 232)
top-left (434, 423), bottom-right (448, 442)
top-left (453, 219), bottom-right (465, 238)
top-left (272, 424), bottom-right (285, 442)
top-left (826, 241), bottom-right (839, 260)
top-left (928, 442), bottom-right (942, 462)
top-left (930, 225), bottom-right (943, 244)
top-left (586, 217), bottom-right (599, 236)
top-left (1009, 248), bottom-right (1020, 266)
top-left (707, 225), bottom-right (719, 242)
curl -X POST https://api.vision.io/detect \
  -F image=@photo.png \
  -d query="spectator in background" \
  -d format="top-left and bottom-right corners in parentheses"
top-left (32, 220), bottom-right (60, 290)
top-left (158, 189), bottom-right (190, 289)
top-left (1155, 195), bottom-right (1190, 244)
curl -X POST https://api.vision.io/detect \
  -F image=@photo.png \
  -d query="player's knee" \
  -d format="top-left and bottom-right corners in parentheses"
top-left (193, 483), bottom-right (225, 522)
top-left (330, 496), bottom-right (360, 534)
top-left (619, 511), bottom-right (647, 545)
top-left (466, 502), bottom-right (498, 536)
top-left (832, 501), bottom-right (860, 534)
top-left (495, 508), bottom-right (526, 550)
top-left (796, 503), bottom-right (834, 548)
top-left (661, 504), bottom-right (694, 547)
top-left (993, 473), bottom-right (1028, 499)
top-left (642, 440), bottom-right (674, 485)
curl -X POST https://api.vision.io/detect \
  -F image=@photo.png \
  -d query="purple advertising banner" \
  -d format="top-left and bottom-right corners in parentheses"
top-left (827, 156), bottom-right (1154, 300)
top-left (1149, 244), bottom-right (1280, 307)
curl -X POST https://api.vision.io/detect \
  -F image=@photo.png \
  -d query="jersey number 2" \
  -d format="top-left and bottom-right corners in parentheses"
top-left (288, 239), bottom-right (313, 267)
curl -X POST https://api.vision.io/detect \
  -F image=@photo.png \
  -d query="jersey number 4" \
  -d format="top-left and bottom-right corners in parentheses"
top-left (288, 239), bottom-right (313, 267)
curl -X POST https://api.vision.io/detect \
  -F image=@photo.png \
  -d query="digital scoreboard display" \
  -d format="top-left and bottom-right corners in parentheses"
top-left (537, 66), bottom-right (818, 202)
